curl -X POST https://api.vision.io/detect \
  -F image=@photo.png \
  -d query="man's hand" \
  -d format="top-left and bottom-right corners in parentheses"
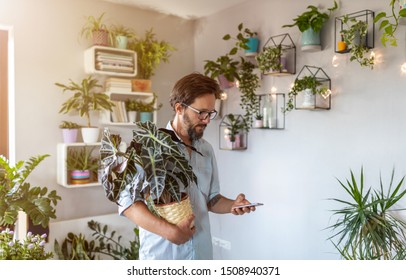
top-left (231, 193), bottom-right (256, 215)
top-left (166, 214), bottom-right (196, 245)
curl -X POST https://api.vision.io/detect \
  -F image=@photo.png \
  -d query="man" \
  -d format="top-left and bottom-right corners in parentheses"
top-left (118, 72), bottom-right (256, 260)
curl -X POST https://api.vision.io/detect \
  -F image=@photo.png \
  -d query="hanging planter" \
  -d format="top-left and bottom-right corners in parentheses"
top-left (219, 114), bottom-right (248, 151)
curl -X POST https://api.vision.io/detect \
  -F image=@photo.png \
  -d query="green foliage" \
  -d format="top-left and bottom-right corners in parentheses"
top-left (285, 76), bottom-right (328, 113)
top-left (222, 114), bottom-right (247, 142)
top-left (54, 220), bottom-right (140, 260)
top-left (374, 0), bottom-right (406, 47)
top-left (80, 12), bottom-right (109, 40)
top-left (255, 45), bottom-right (283, 73)
top-left (125, 98), bottom-right (140, 111)
top-left (100, 122), bottom-right (197, 209)
top-left (238, 59), bottom-right (260, 131)
top-left (203, 54), bottom-right (240, 82)
top-left (55, 76), bottom-right (115, 127)
top-left (66, 147), bottom-right (99, 172)
top-left (341, 16), bottom-right (374, 69)
top-left (137, 93), bottom-right (163, 112)
top-left (327, 167), bottom-right (406, 260)
top-left (109, 23), bottom-right (136, 46)
top-left (0, 230), bottom-right (53, 260)
top-left (59, 121), bottom-right (81, 129)
top-left (128, 28), bottom-right (176, 79)
top-left (282, 1), bottom-right (338, 32)
top-left (0, 155), bottom-right (61, 228)
top-left (222, 22), bottom-right (257, 53)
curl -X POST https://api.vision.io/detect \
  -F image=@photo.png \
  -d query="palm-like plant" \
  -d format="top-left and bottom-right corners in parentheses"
top-left (327, 167), bottom-right (406, 260)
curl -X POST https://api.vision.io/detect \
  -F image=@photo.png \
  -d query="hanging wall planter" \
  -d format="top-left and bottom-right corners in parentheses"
top-left (219, 114), bottom-right (248, 151)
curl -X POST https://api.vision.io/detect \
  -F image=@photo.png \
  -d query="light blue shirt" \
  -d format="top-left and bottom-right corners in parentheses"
top-left (118, 121), bottom-right (220, 260)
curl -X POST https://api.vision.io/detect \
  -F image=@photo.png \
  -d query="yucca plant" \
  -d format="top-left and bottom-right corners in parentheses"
top-left (100, 122), bottom-right (196, 213)
top-left (327, 167), bottom-right (406, 260)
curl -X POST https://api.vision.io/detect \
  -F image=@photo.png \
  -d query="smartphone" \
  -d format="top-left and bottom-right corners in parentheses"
top-left (232, 202), bottom-right (264, 209)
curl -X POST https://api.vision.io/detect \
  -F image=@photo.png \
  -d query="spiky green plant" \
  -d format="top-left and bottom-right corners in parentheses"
top-left (327, 167), bottom-right (406, 260)
top-left (100, 122), bottom-right (196, 211)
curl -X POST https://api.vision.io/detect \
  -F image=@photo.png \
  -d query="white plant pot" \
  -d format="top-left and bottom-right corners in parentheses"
top-left (127, 111), bottom-right (137, 123)
top-left (301, 89), bottom-right (316, 109)
top-left (81, 127), bottom-right (100, 143)
top-left (254, 119), bottom-right (263, 128)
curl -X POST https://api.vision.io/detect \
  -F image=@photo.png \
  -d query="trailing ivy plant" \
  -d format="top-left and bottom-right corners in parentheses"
top-left (374, 0), bottom-right (406, 47)
top-left (341, 16), bottom-right (374, 69)
top-left (238, 58), bottom-right (260, 131)
top-left (255, 45), bottom-right (283, 74)
top-left (100, 122), bottom-right (197, 212)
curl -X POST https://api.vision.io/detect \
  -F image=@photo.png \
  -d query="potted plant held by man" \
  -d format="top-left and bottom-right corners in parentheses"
top-left (55, 76), bottom-right (115, 143)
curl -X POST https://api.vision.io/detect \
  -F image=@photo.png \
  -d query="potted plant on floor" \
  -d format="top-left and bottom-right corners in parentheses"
top-left (109, 24), bottom-right (136, 49)
top-left (100, 122), bottom-right (197, 225)
top-left (80, 12), bottom-right (110, 46)
top-left (59, 121), bottom-right (81, 143)
top-left (327, 167), bottom-right (406, 259)
top-left (341, 15), bottom-right (375, 69)
top-left (66, 147), bottom-right (99, 185)
top-left (128, 28), bottom-right (176, 92)
top-left (0, 154), bottom-right (61, 230)
top-left (285, 75), bottom-right (329, 112)
top-left (282, 1), bottom-right (338, 51)
top-left (55, 75), bottom-right (115, 143)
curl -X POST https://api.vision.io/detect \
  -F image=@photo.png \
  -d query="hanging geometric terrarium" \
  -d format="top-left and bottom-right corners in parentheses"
top-left (289, 65), bottom-right (332, 111)
top-left (219, 114), bottom-right (248, 151)
top-left (253, 93), bottom-right (286, 129)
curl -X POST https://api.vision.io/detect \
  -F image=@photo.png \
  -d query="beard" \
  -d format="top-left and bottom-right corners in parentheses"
top-left (183, 113), bottom-right (206, 140)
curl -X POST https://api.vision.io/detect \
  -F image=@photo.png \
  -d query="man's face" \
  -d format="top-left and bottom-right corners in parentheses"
top-left (182, 94), bottom-right (216, 141)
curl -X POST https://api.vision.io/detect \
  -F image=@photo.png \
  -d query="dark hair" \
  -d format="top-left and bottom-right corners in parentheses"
top-left (169, 72), bottom-right (222, 109)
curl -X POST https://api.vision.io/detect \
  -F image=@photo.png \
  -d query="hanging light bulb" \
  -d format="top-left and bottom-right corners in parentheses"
top-left (332, 55), bottom-right (339, 67)
top-left (235, 80), bottom-right (240, 88)
top-left (220, 92), bottom-right (228, 100)
top-left (271, 86), bottom-right (277, 93)
top-left (401, 62), bottom-right (406, 73)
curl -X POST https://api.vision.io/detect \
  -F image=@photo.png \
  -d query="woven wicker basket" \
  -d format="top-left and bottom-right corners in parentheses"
top-left (153, 194), bottom-right (193, 225)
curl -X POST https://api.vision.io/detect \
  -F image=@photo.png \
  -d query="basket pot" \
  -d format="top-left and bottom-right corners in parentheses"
top-left (152, 194), bottom-right (193, 225)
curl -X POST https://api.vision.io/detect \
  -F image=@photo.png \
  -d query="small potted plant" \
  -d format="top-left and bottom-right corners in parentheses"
top-left (66, 147), bottom-right (99, 185)
top-left (137, 93), bottom-right (162, 123)
top-left (109, 24), bottom-right (136, 49)
top-left (285, 75), bottom-right (329, 112)
top-left (80, 12), bottom-right (110, 46)
top-left (223, 22), bottom-right (259, 56)
top-left (0, 154), bottom-right (61, 230)
top-left (253, 113), bottom-right (263, 128)
top-left (204, 54), bottom-right (240, 89)
top-left (100, 123), bottom-right (197, 225)
top-left (0, 229), bottom-right (53, 260)
top-left (282, 1), bottom-right (338, 51)
top-left (125, 98), bottom-right (140, 123)
top-left (59, 121), bottom-right (81, 143)
top-left (55, 75), bottom-right (115, 143)
top-left (341, 15), bottom-right (375, 69)
top-left (220, 114), bottom-right (248, 150)
top-left (255, 44), bottom-right (285, 74)
top-left (128, 28), bottom-right (176, 91)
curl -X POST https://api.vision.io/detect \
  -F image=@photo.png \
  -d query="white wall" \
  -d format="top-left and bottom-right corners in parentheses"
top-left (195, 0), bottom-right (406, 259)
top-left (0, 0), bottom-right (195, 220)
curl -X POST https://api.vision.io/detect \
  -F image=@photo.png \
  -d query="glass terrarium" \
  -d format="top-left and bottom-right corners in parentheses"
top-left (219, 114), bottom-right (247, 151)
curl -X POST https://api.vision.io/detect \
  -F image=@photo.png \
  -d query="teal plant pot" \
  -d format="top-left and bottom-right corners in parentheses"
top-left (140, 112), bottom-right (153, 123)
top-left (301, 28), bottom-right (321, 51)
top-left (245, 37), bottom-right (259, 56)
top-left (115, 35), bottom-right (128, 49)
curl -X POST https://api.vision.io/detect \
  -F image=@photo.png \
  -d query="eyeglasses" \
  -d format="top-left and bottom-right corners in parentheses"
top-left (181, 103), bottom-right (218, 120)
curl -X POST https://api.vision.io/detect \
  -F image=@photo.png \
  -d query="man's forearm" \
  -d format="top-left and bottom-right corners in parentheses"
top-left (207, 194), bottom-right (234, 213)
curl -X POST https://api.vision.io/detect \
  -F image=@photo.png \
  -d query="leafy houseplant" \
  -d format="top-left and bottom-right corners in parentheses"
top-left (285, 75), bottom-right (329, 112)
top-left (223, 22), bottom-right (258, 55)
top-left (0, 154), bottom-right (61, 228)
top-left (203, 54), bottom-right (240, 87)
top-left (282, 1), bottom-right (338, 33)
top-left (0, 229), bottom-right (53, 260)
top-left (137, 93), bottom-right (162, 113)
top-left (128, 28), bottom-right (176, 80)
top-left (341, 16), bottom-right (375, 69)
top-left (80, 12), bottom-right (110, 46)
top-left (222, 114), bottom-right (247, 142)
top-left (327, 167), bottom-right (406, 260)
top-left (255, 44), bottom-right (284, 74)
top-left (374, 0), bottom-right (406, 47)
top-left (56, 76), bottom-right (115, 128)
top-left (59, 121), bottom-right (81, 129)
top-left (109, 24), bottom-right (136, 49)
top-left (66, 147), bottom-right (99, 184)
top-left (238, 59), bottom-right (261, 131)
top-left (54, 220), bottom-right (140, 260)
top-left (100, 122), bottom-right (197, 224)
top-left (59, 121), bottom-right (80, 143)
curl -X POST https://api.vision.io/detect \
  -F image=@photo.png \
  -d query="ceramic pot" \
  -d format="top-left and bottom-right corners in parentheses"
top-left (81, 127), bottom-right (100, 143)
top-left (301, 28), bottom-right (321, 52)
